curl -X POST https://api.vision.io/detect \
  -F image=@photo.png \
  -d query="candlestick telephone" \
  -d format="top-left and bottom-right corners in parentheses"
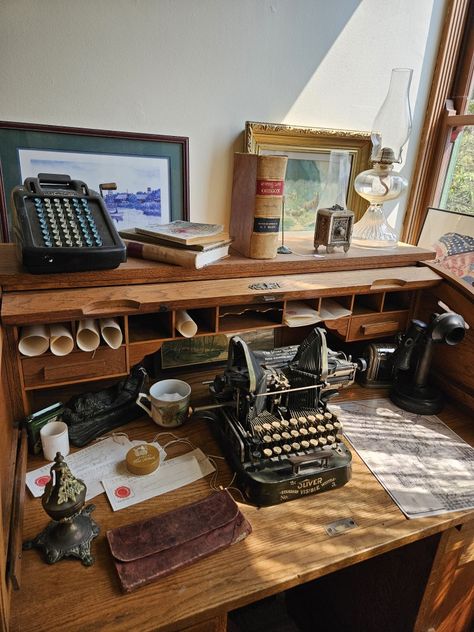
top-left (11, 173), bottom-right (126, 274)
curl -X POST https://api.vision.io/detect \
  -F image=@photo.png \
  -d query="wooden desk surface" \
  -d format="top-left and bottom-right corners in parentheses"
top-left (11, 387), bottom-right (474, 632)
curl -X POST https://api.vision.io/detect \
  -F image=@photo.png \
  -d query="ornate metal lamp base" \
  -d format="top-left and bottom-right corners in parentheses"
top-left (23, 504), bottom-right (99, 566)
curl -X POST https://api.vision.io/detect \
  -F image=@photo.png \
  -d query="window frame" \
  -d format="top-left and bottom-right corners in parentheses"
top-left (401, 0), bottom-right (473, 244)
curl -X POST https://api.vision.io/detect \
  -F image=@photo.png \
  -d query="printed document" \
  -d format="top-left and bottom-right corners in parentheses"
top-left (333, 398), bottom-right (474, 518)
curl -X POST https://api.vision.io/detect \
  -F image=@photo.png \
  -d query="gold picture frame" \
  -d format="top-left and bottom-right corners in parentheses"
top-left (245, 121), bottom-right (371, 229)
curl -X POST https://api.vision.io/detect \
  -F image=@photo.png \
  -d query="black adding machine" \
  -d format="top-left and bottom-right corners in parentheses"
top-left (11, 173), bottom-right (126, 274)
top-left (202, 328), bottom-right (366, 506)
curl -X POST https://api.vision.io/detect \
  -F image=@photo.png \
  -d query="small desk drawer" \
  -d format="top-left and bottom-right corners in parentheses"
top-left (347, 311), bottom-right (408, 341)
top-left (22, 347), bottom-right (127, 388)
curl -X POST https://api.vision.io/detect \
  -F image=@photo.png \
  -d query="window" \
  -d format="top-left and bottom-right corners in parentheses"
top-left (402, 0), bottom-right (474, 243)
top-left (439, 77), bottom-right (474, 214)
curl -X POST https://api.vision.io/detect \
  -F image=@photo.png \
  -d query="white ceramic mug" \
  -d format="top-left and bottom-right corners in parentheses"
top-left (40, 421), bottom-right (70, 461)
top-left (136, 379), bottom-right (192, 427)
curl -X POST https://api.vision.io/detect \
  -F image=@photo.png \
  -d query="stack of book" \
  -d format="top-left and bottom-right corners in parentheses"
top-left (120, 221), bottom-right (231, 269)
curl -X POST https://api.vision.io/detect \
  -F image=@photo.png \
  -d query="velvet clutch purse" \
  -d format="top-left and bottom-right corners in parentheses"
top-left (106, 490), bottom-right (252, 593)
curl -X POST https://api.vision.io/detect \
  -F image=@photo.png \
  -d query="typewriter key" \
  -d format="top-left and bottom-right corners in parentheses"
top-left (282, 444), bottom-right (292, 453)
top-left (308, 426), bottom-right (317, 435)
top-left (273, 446), bottom-right (282, 455)
top-left (298, 416), bottom-right (306, 424)
top-left (300, 428), bottom-right (309, 436)
top-left (291, 442), bottom-right (301, 451)
top-left (309, 438), bottom-right (319, 448)
top-left (315, 413), bottom-right (324, 422)
top-left (289, 418), bottom-right (299, 427)
top-left (271, 421), bottom-right (282, 430)
top-left (319, 437), bottom-right (328, 446)
top-left (333, 420), bottom-right (342, 430)
top-left (317, 425), bottom-right (326, 434)
top-left (327, 435), bottom-right (336, 444)
top-left (262, 435), bottom-right (272, 443)
top-left (280, 420), bottom-right (290, 428)
top-left (324, 412), bottom-right (333, 420)
top-left (262, 423), bottom-right (272, 432)
top-left (281, 431), bottom-right (291, 441)
top-left (290, 429), bottom-right (300, 438)
top-left (301, 440), bottom-right (310, 449)
top-left (254, 424), bottom-right (263, 434)
top-left (272, 434), bottom-right (282, 442)
top-left (307, 414), bottom-right (316, 422)
top-left (326, 423), bottom-right (334, 433)
top-left (263, 448), bottom-right (273, 458)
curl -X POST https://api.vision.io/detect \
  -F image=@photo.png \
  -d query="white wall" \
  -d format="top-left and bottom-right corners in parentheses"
top-left (0, 0), bottom-right (446, 233)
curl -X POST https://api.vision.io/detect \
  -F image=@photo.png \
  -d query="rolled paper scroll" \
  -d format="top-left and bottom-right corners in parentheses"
top-left (99, 318), bottom-right (123, 349)
top-left (49, 323), bottom-right (74, 356)
top-left (18, 325), bottom-right (50, 357)
top-left (76, 319), bottom-right (100, 352)
top-left (175, 310), bottom-right (198, 338)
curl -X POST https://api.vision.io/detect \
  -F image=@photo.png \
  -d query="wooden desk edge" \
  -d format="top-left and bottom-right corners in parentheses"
top-left (0, 242), bottom-right (436, 291)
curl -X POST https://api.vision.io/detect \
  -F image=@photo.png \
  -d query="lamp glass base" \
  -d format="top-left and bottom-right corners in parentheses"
top-left (351, 205), bottom-right (398, 249)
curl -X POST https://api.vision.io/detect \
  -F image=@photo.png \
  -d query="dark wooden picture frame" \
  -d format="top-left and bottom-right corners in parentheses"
top-left (0, 121), bottom-right (189, 242)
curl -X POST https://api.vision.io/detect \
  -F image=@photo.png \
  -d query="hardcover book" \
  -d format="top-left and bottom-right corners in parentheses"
top-left (119, 227), bottom-right (231, 251)
top-left (135, 220), bottom-right (224, 245)
top-left (124, 239), bottom-right (230, 269)
top-left (230, 153), bottom-right (288, 259)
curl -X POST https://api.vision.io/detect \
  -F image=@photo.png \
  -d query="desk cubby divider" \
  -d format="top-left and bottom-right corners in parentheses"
top-left (382, 290), bottom-right (413, 312)
top-left (218, 302), bottom-right (284, 332)
top-left (353, 293), bottom-right (384, 315)
top-left (128, 311), bottom-right (173, 343)
top-left (175, 307), bottom-right (217, 337)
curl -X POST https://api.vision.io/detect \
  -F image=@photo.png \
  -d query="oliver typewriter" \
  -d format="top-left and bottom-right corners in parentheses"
top-left (206, 328), bottom-right (365, 506)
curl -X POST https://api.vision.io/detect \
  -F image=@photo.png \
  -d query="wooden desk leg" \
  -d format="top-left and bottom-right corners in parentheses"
top-left (414, 521), bottom-right (474, 632)
top-left (181, 614), bottom-right (227, 632)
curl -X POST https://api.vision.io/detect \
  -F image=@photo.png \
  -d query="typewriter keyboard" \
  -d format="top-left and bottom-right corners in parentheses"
top-left (32, 196), bottom-right (103, 248)
top-left (251, 410), bottom-right (343, 460)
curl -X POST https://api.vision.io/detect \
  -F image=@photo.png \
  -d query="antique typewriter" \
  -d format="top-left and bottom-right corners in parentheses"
top-left (205, 328), bottom-right (365, 506)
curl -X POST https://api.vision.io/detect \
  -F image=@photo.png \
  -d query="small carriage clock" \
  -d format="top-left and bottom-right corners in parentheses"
top-left (314, 204), bottom-right (354, 253)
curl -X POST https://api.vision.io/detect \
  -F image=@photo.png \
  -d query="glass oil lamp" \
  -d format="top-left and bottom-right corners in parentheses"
top-left (352, 68), bottom-right (413, 248)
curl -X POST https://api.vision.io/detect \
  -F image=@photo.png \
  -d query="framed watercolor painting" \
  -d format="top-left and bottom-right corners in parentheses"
top-left (0, 121), bottom-right (189, 241)
top-left (417, 207), bottom-right (473, 285)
